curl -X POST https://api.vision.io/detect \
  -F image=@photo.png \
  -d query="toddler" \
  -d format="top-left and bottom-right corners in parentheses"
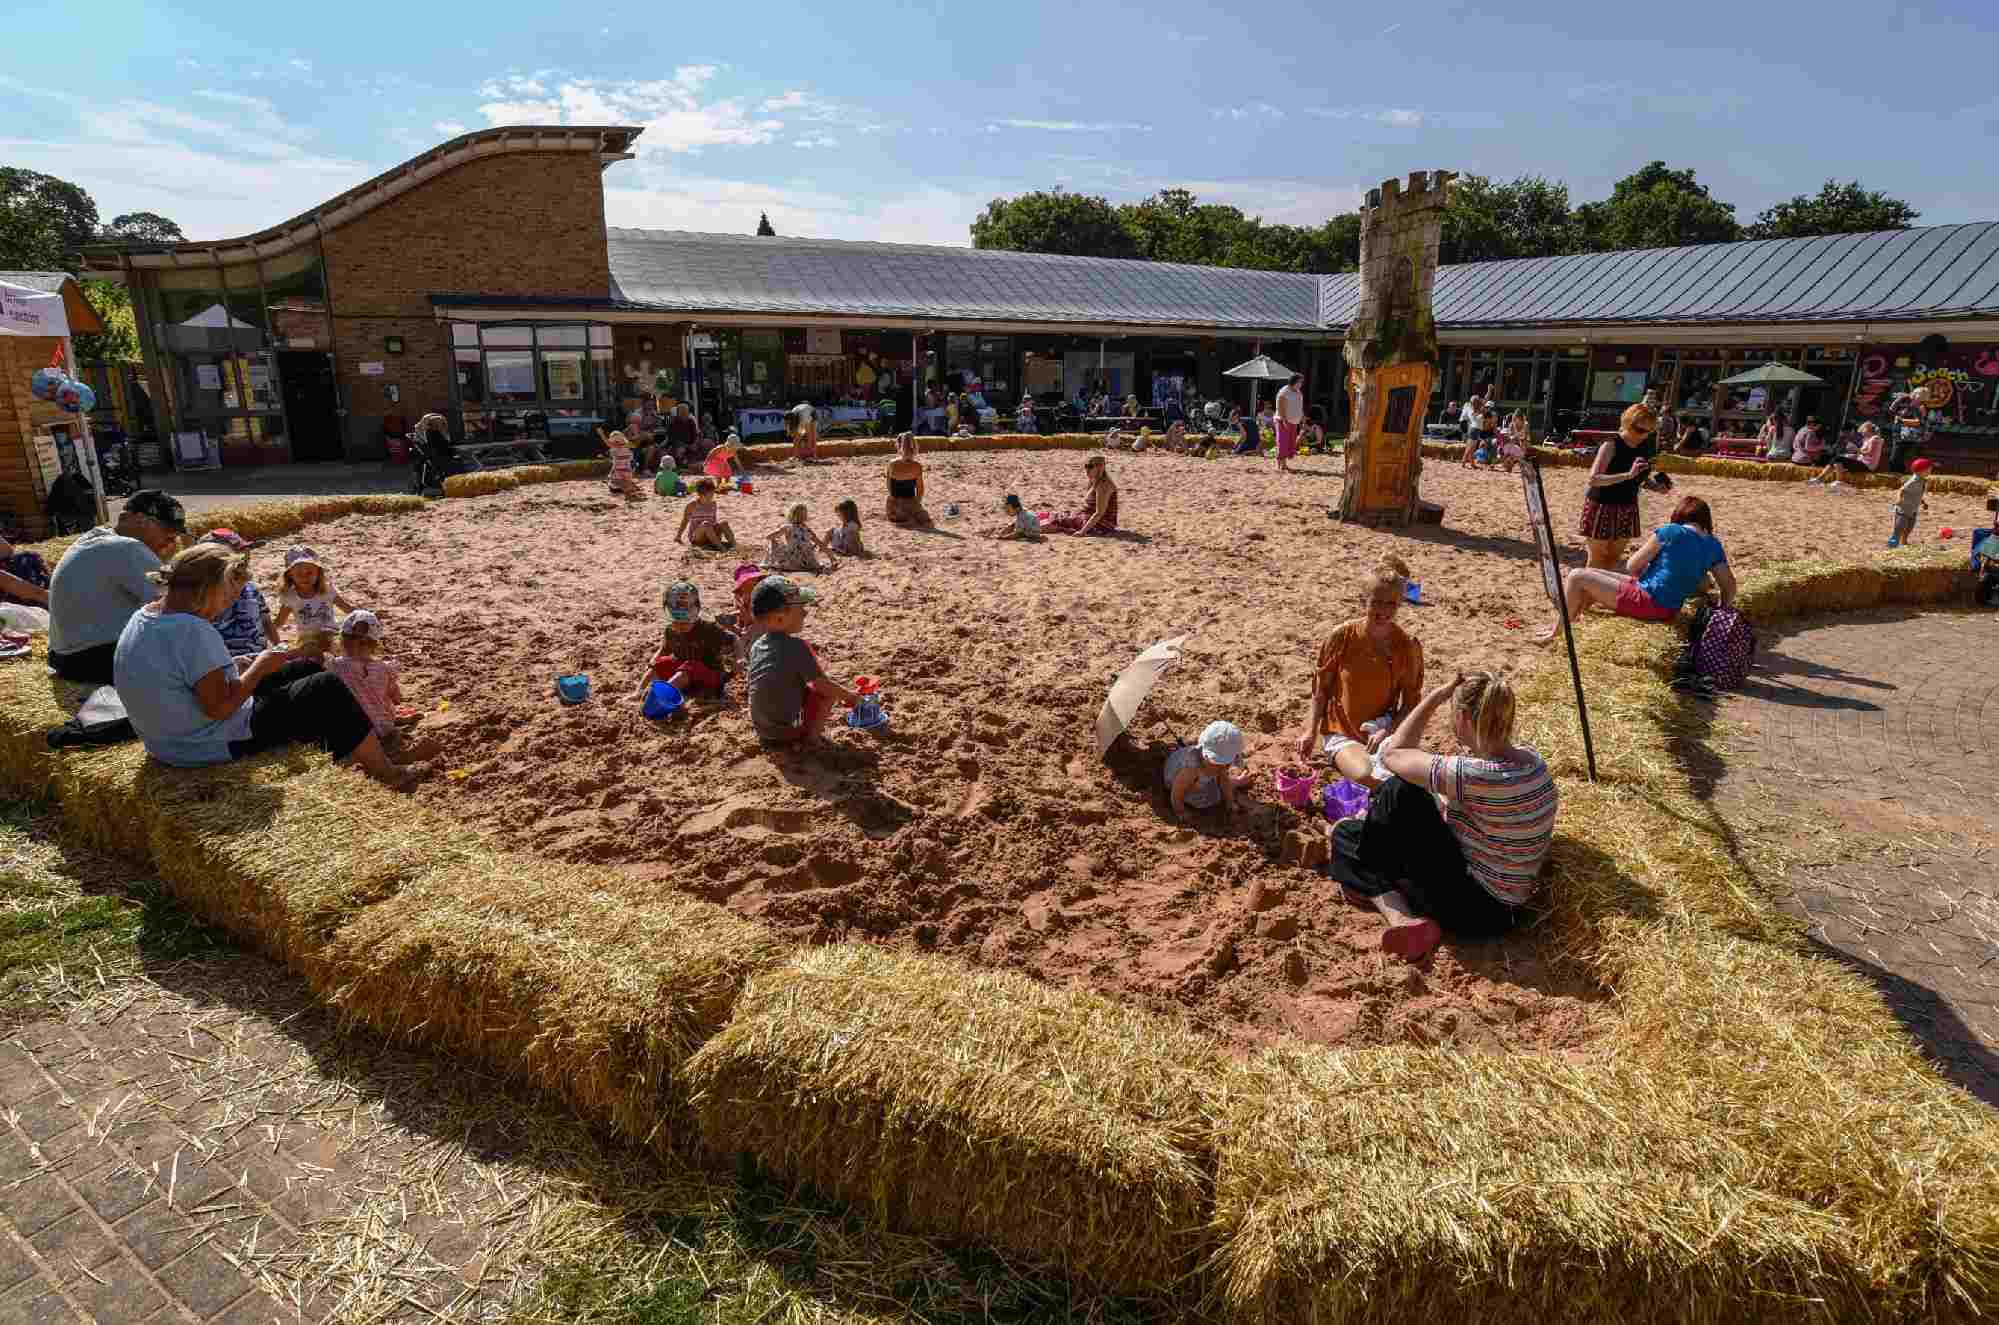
top-left (1165, 720), bottom-right (1253, 821)
top-left (600, 428), bottom-right (641, 497)
top-left (826, 499), bottom-right (865, 556)
top-left (746, 575), bottom-right (860, 749)
top-left (273, 546), bottom-right (351, 658)
top-left (704, 435), bottom-right (743, 482)
top-left (1888, 458), bottom-right (1931, 547)
top-left (326, 611), bottom-right (437, 762)
top-left (1500, 413), bottom-right (1529, 471)
top-left (637, 580), bottom-right (735, 701)
top-left (675, 478), bottom-right (737, 549)
top-left (728, 563), bottom-right (769, 668)
top-left (764, 502), bottom-right (837, 572)
top-left (990, 494), bottom-right (1042, 540)
top-left (200, 528), bottom-right (275, 656)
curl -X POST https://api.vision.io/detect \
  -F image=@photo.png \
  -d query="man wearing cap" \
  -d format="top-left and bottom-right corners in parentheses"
top-left (46, 489), bottom-right (187, 684)
top-left (746, 575), bottom-right (860, 747)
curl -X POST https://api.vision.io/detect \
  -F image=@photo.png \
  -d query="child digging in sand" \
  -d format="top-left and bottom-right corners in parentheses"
top-left (676, 478), bottom-right (737, 550)
top-left (325, 611), bottom-right (439, 763)
top-left (988, 494), bottom-right (1041, 540)
top-left (273, 546), bottom-right (352, 659)
top-left (765, 502), bottom-right (838, 572)
top-left (746, 575), bottom-right (861, 749)
top-left (636, 580), bottom-right (735, 702)
top-left (1165, 721), bottom-right (1252, 821)
top-left (826, 499), bottom-right (865, 556)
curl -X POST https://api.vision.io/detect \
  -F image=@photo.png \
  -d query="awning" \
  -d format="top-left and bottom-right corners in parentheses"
top-left (0, 280), bottom-right (69, 338)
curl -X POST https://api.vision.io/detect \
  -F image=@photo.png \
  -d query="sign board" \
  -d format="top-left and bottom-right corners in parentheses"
top-left (196, 363), bottom-right (223, 390)
top-left (1518, 457), bottom-right (1597, 780)
top-left (805, 328), bottom-right (841, 355)
top-left (689, 333), bottom-right (716, 351)
top-left (358, 361), bottom-right (386, 376)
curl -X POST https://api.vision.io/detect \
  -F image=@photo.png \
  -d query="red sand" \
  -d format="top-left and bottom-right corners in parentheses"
top-left (276, 452), bottom-right (1990, 1054)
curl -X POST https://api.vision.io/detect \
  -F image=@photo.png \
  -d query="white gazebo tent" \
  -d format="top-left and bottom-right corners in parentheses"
top-left (1, 278), bottom-right (107, 529)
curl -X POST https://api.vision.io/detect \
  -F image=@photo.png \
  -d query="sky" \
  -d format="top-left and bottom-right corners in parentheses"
top-left (4, 0), bottom-right (1997, 250)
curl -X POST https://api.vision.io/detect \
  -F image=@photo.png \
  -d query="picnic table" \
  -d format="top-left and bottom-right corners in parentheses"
top-left (460, 439), bottom-right (550, 468)
top-left (1709, 436), bottom-right (1765, 460)
top-left (1423, 424), bottom-right (1461, 440)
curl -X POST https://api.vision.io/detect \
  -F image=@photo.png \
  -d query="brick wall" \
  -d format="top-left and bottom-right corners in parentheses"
top-left (323, 148), bottom-right (613, 457)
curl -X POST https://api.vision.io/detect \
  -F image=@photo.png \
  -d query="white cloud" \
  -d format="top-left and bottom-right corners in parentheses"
top-left (1304, 105), bottom-right (1500, 129)
top-left (1214, 103), bottom-right (1285, 122)
top-left (288, 58), bottom-right (312, 73)
top-left (434, 119), bottom-right (469, 136)
top-left (189, 89), bottom-right (303, 142)
top-left (1376, 22), bottom-right (1402, 37)
top-left (476, 65), bottom-right (789, 154)
top-left (986, 118), bottom-right (1150, 133)
top-left (793, 135), bottom-right (839, 149)
top-left (761, 89), bottom-right (809, 112)
top-left (606, 175), bottom-right (981, 246)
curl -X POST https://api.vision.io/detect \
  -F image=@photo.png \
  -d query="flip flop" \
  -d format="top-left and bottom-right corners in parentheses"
top-left (1381, 919), bottom-right (1442, 962)
top-left (1502, 616), bottom-right (1524, 630)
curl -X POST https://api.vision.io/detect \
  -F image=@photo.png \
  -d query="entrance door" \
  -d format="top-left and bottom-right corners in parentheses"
top-left (1551, 361), bottom-right (1588, 429)
top-left (278, 352), bottom-right (342, 461)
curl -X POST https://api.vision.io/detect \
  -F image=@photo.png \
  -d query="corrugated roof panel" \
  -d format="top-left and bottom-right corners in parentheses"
top-left (1699, 238), bottom-right (1813, 318)
top-left (1873, 224), bottom-right (1986, 313)
top-left (1934, 224), bottom-right (1999, 313)
top-left (1596, 244), bottom-right (1710, 319)
top-left (1828, 226), bottom-right (1955, 315)
top-left (1522, 251), bottom-right (1625, 322)
top-left (0, 271), bottom-right (72, 294)
top-left (1762, 232), bottom-right (1880, 317)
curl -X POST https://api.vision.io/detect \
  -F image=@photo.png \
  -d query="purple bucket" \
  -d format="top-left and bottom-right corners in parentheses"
top-left (1321, 778), bottom-right (1371, 822)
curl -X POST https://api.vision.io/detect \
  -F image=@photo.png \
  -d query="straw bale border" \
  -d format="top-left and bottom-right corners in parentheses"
top-left (743, 431), bottom-right (1101, 463)
top-left (1421, 440), bottom-right (1997, 496)
top-left (686, 943), bottom-right (1233, 1292)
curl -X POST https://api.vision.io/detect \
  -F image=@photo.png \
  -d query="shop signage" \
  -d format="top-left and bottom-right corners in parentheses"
top-left (690, 333), bottom-right (716, 350)
top-left (806, 328), bottom-right (841, 355)
top-left (359, 361), bottom-right (386, 376)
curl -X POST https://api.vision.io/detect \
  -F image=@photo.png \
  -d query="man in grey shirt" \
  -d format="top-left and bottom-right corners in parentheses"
top-left (47, 489), bottom-right (186, 684)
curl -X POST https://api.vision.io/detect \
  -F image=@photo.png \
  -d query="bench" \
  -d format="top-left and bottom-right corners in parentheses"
top-left (1710, 437), bottom-right (1764, 461)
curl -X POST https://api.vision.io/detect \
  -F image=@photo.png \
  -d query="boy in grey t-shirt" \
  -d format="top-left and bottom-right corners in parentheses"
top-left (1888, 459), bottom-right (1930, 548)
top-left (745, 575), bottom-right (860, 747)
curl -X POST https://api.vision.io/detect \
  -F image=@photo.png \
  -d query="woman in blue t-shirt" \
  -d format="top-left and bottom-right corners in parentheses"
top-left (1536, 496), bottom-right (1736, 641)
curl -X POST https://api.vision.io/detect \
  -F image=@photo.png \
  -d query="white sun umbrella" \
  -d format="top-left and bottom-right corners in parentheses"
top-left (1096, 634), bottom-right (1190, 759)
top-left (1223, 354), bottom-right (1294, 425)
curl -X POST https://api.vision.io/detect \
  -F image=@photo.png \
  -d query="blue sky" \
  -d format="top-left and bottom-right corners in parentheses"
top-left (4, 0), bottom-right (1996, 248)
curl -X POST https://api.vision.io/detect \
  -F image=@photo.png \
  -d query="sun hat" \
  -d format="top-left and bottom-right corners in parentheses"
top-left (1197, 720), bottom-right (1245, 767)
top-left (663, 580), bottom-right (701, 622)
top-left (1910, 458), bottom-right (1933, 472)
top-left (733, 563), bottom-right (768, 590)
top-left (200, 527), bottom-right (252, 551)
top-left (284, 545), bottom-right (324, 574)
top-left (124, 489), bottom-right (187, 533)
top-left (339, 610), bottom-right (383, 639)
top-left (750, 574), bottom-right (819, 617)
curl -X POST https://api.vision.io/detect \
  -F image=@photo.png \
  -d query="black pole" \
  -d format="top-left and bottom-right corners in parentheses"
top-left (1524, 458), bottom-right (1598, 782)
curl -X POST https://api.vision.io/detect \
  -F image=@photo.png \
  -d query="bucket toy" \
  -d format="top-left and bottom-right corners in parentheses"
top-left (555, 673), bottom-right (591, 704)
top-left (847, 694), bottom-right (890, 731)
top-left (1273, 766), bottom-right (1319, 808)
top-left (1322, 778), bottom-right (1370, 822)
top-left (1404, 580), bottom-right (1423, 604)
top-left (737, 479), bottom-right (754, 494)
top-left (642, 679), bottom-right (684, 719)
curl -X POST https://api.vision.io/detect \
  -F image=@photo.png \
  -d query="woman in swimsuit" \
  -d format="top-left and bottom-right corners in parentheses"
top-left (884, 433), bottom-right (933, 526)
top-left (1044, 455), bottom-right (1120, 536)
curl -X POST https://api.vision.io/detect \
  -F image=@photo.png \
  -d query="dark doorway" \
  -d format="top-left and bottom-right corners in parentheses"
top-left (1551, 361), bottom-right (1588, 429)
top-left (278, 352), bottom-right (342, 461)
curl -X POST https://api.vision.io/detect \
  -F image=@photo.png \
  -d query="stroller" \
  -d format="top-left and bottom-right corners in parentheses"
top-left (43, 471), bottom-right (99, 535)
top-left (407, 423), bottom-right (475, 496)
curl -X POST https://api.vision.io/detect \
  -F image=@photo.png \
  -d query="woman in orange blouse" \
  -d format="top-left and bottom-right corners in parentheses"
top-left (1297, 556), bottom-right (1425, 788)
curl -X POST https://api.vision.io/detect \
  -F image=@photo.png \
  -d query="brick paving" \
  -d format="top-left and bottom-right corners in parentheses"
top-left (1704, 606), bottom-right (1999, 1107)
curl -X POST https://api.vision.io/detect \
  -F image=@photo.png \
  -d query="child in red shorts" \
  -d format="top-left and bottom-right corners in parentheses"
top-left (636, 580), bottom-right (735, 700)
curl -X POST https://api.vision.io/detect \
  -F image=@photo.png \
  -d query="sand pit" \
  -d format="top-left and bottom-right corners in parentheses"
top-left (267, 450), bottom-right (1991, 1054)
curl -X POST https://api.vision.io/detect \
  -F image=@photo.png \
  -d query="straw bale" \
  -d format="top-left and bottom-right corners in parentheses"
top-left (317, 857), bottom-right (791, 1154)
top-left (1420, 439), bottom-right (1996, 495)
top-left (686, 942), bottom-right (1233, 1293)
top-left (441, 470), bottom-right (522, 498)
top-left (547, 458), bottom-right (610, 480)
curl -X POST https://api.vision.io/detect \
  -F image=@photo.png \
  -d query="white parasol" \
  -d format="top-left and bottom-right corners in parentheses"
top-left (1095, 634), bottom-right (1190, 759)
top-left (1223, 354), bottom-right (1294, 425)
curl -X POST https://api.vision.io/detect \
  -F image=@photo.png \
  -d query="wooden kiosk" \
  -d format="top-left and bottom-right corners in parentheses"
top-left (0, 275), bottom-right (107, 538)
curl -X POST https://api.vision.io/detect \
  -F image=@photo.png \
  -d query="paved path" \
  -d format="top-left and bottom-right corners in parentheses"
top-left (1703, 607), bottom-right (1999, 1107)
top-left (112, 464), bottom-right (412, 519)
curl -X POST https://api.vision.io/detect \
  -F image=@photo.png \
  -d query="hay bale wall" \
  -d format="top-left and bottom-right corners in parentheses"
top-left (1421, 441), bottom-right (1996, 496)
top-left (686, 943), bottom-right (1231, 1293)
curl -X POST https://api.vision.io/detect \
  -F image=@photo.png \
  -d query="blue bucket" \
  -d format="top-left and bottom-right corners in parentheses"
top-left (643, 679), bottom-right (684, 720)
top-left (555, 673), bottom-right (591, 704)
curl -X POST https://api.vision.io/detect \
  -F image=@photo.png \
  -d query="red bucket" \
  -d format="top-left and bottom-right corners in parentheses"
top-left (385, 435), bottom-right (410, 464)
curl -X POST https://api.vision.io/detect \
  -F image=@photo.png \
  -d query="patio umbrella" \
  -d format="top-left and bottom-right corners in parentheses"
top-left (1095, 634), bottom-right (1190, 759)
top-left (1715, 363), bottom-right (1825, 386)
top-left (1224, 355), bottom-right (1294, 423)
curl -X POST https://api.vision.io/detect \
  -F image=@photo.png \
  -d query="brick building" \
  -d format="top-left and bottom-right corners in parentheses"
top-left (79, 128), bottom-right (1999, 474)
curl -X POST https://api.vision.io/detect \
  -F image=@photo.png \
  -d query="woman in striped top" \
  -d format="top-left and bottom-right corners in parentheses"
top-left (1326, 670), bottom-right (1557, 962)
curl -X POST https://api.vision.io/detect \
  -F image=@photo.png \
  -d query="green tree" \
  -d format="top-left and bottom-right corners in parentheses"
top-left (101, 211), bottom-right (187, 245)
top-left (1118, 188), bottom-right (1257, 266)
top-left (1745, 180), bottom-right (1918, 239)
top-left (1440, 174), bottom-right (1577, 264)
top-left (0, 167), bottom-right (101, 269)
top-left (1574, 161), bottom-right (1739, 251)
top-left (969, 189), bottom-right (1137, 259)
top-left (73, 279), bottom-right (140, 365)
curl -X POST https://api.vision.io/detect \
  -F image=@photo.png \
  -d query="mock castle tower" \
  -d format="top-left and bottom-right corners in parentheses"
top-left (1333, 170), bottom-right (1454, 526)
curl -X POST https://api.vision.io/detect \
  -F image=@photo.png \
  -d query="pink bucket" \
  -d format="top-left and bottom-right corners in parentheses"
top-left (1272, 766), bottom-right (1319, 808)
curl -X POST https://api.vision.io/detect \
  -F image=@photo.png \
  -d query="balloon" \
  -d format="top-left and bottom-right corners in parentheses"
top-left (55, 381), bottom-right (94, 414)
top-left (30, 368), bottom-right (66, 401)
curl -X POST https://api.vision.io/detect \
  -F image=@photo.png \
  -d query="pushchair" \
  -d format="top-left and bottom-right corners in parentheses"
top-left (407, 428), bottom-right (476, 496)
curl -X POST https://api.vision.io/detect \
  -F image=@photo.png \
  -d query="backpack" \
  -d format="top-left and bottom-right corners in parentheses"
top-left (1690, 604), bottom-right (1756, 689)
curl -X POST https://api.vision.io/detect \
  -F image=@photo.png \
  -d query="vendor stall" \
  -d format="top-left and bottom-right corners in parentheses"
top-left (1, 275), bottom-right (108, 537)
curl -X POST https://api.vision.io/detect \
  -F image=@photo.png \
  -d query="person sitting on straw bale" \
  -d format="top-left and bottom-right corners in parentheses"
top-left (326, 609), bottom-right (438, 762)
top-left (1577, 403), bottom-right (1657, 571)
top-left (273, 546), bottom-right (352, 660)
top-left (637, 580), bottom-right (735, 701)
top-left (112, 543), bottom-right (419, 787)
top-left (764, 503), bottom-right (838, 573)
top-left (1043, 455), bottom-right (1120, 536)
top-left (675, 479), bottom-right (738, 551)
top-left (1162, 420), bottom-right (1190, 453)
top-left (1809, 421), bottom-right (1883, 488)
top-left (1535, 495), bottom-right (1734, 641)
top-left (1133, 427), bottom-right (1153, 452)
top-left (1327, 670), bottom-right (1557, 962)
top-left (199, 529), bottom-right (274, 657)
top-left (1758, 413), bottom-right (1792, 462)
top-left (826, 499), bottom-right (865, 556)
top-left (0, 530), bottom-right (50, 607)
top-left (747, 575), bottom-right (860, 750)
top-left (1298, 556), bottom-right (1423, 790)
top-left (885, 434), bottom-right (934, 527)
top-left (1790, 416), bottom-right (1827, 465)
top-left (46, 488), bottom-right (186, 684)
top-left (1165, 720), bottom-right (1253, 822)
top-left (987, 494), bottom-right (1041, 541)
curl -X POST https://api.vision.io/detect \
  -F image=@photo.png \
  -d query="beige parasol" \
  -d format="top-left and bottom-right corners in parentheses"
top-left (1095, 635), bottom-right (1190, 759)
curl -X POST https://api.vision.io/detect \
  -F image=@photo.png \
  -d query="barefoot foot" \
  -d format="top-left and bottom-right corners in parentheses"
top-left (1381, 918), bottom-right (1441, 962)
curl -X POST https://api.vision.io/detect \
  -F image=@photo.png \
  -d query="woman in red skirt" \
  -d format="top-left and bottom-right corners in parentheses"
top-left (1577, 403), bottom-right (1657, 570)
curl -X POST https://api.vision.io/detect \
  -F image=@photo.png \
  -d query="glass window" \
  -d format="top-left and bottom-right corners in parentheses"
top-left (588, 348), bottom-right (614, 401)
top-left (741, 330), bottom-right (783, 403)
top-left (486, 350), bottom-right (537, 402)
top-left (537, 326), bottom-right (587, 348)
top-left (589, 326), bottom-right (613, 347)
top-left (483, 326), bottom-right (533, 348)
top-left (220, 262), bottom-right (268, 342)
top-left (539, 348), bottom-right (587, 401)
top-left (259, 246), bottom-right (328, 350)
top-left (1498, 356), bottom-right (1531, 403)
top-left (452, 323), bottom-right (479, 347)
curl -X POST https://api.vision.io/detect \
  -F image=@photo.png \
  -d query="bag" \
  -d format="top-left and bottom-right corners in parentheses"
top-left (1691, 605), bottom-right (1756, 689)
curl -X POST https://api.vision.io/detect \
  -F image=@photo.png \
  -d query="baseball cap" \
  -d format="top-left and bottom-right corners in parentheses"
top-left (750, 574), bottom-right (819, 617)
top-left (1197, 720), bottom-right (1244, 767)
top-left (663, 580), bottom-right (701, 622)
top-left (1911, 458), bottom-right (1933, 472)
top-left (200, 527), bottom-right (252, 551)
top-left (125, 489), bottom-right (187, 533)
top-left (339, 609), bottom-right (383, 639)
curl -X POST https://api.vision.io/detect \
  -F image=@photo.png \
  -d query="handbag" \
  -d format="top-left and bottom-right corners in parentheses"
top-left (1690, 605), bottom-right (1756, 690)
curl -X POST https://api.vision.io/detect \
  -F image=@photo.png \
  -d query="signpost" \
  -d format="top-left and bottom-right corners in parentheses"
top-left (1520, 457), bottom-right (1597, 781)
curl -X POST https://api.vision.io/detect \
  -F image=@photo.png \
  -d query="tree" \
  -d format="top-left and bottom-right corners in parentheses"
top-left (0, 167), bottom-right (101, 269)
top-left (73, 279), bottom-right (139, 366)
top-left (1440, 174), bottom-right (1577, 264)
top-left (755, 211), bottom-right (776, 237)
top-left (969, 189), bottom-right (1137, 259)
top-left (101, 211), bottom-right (187, 245)
top-left (1574, 162), bottom-right (1739, 251)
top-left (1746, 180), bottom-right (1918, 240)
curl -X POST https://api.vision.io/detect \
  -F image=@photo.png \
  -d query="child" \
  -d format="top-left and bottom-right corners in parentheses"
top-left (990, 494), bottom-right (1041, 540)
top-left (273, 546), bottom-right (352, 658)
top-left (600, 428), bottom-right (641, 497)
top-left (637, 580), bottom-right (735, 701)
top-left (1163, 420), bottom-right (1188, 453)
top-left (1888, 458), bottom-right (1931, 548)
top-left (728, 563), bottom-right (769, 667)
top-left (1499, 414), bottom-right (1528, 472)
top-left (1470, 411), bottom-right (1499, 466)
top-left (765, 502), bottom-right (837, 572)
top-left (826, 499), bottom-right (865, 556)
top-left (200, 528), bottom-right (276, 657)
top-left (326, 610), bottom-right (438, 763)
top-left (746, 575), bottom-right (861, 748)
top-left (703, 435), bottom-right (742, 482)
top-left (1164, 720), bottom-right (1252, 821)
top-left (675, 478), bottom-right (737, 550)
